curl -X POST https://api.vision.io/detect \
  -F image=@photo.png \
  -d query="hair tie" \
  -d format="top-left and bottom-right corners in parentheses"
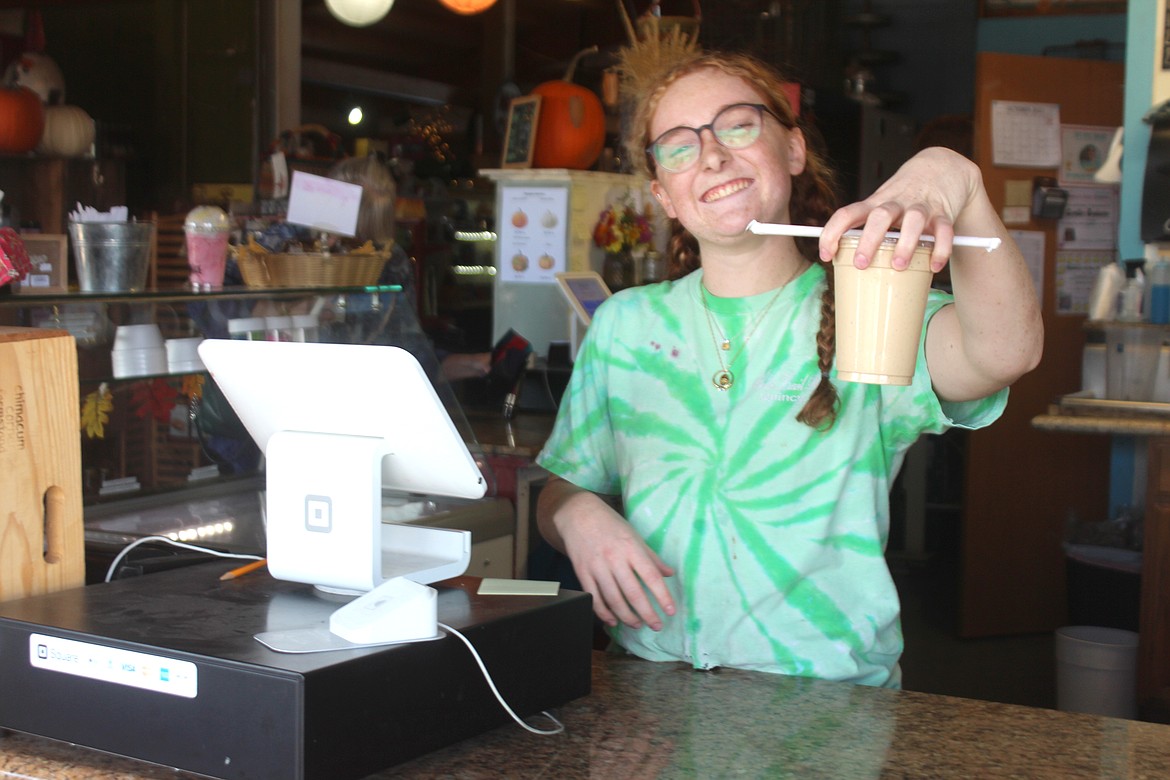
top-left (821, 371), bottom-right (831, 378)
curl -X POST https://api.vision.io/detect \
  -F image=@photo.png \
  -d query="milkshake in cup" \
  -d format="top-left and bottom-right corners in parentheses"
top-left (832, 235), bottom-right (934, 385)
top-left (184, 205), bottom-right (232, 289)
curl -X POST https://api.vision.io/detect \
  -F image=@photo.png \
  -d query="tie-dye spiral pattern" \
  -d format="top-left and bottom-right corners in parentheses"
top-left (538, 263), bottom-right (1006, 686)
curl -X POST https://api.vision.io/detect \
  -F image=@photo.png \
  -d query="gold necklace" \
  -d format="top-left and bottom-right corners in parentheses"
top-left (701, 262), bottom-right (806, 391)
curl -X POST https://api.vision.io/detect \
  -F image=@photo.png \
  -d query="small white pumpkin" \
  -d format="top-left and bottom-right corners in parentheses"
top-left (4, 52), bottom-right (65, 105)
top-left (37, 104), bottom-right (95, 156)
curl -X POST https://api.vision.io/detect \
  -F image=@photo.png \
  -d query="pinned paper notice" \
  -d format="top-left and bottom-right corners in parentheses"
top-left (285, 171), bottom-right (361, 237)
top-left (270, 152), bottom-right (290, 199)
top-left (991, 101), bottom-right (1061, 168)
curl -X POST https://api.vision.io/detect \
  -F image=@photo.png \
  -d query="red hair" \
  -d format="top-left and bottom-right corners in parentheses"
top-left (627, 50), bottom-right (841, 429)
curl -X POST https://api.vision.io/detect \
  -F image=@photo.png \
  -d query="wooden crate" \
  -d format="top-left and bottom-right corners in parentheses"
top-left (150, 212), bottom-right (190, 289)
top-left (0, 327), bottom-right (85, 602)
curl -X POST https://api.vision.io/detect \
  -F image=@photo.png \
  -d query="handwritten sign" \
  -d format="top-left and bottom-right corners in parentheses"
top-left (285, 171), bottom-right (361, 237)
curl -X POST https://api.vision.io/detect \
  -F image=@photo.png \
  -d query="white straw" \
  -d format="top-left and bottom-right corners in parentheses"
top-left (746, 220), bottom-right (1002, 252)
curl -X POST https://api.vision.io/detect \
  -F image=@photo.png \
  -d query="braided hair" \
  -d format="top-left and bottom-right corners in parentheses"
top-left (626, 50), bottom-right (842, 429)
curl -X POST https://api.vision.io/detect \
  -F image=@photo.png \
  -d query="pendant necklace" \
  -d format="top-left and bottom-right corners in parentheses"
top-left (701, 261), bottom-right (806, 391)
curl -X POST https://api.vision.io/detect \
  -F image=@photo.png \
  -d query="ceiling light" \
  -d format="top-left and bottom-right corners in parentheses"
top-left (437, 0), bottom-right (498, 15)
top-left (348, 107), bottom-right (364, 125)
top-left (325, 0), bottom-right (395, 27)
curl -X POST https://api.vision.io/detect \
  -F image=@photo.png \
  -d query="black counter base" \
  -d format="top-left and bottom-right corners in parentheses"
top-left (0, 565), bottom-right (593, 780)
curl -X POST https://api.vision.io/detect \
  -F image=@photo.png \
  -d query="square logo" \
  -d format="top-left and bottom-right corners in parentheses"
top-left (305, 495), bottom-right (332, 532)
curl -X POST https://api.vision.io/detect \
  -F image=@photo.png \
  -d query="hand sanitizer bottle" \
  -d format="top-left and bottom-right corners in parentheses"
top-left (1119, 260), bottom-right (1146, 321)
top-left (1150, 256), bottom-right (1170, 324)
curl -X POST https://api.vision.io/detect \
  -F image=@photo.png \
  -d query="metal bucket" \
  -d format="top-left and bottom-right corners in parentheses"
top-left (69, 221), bottom-right (154, 293)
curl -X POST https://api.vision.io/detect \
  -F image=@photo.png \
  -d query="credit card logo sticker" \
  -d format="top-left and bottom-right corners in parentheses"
top-left (29, 634), bottom-right (197, 698)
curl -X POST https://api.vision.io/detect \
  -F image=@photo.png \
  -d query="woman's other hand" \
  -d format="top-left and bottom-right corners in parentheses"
top-left (537, 477), bottom-right (676, 630)
top-left (819, 147), bottom-right (983, 273)
top-left (440, 352), bottom-right (491, 381)
top-left (817, 146), bottom-right (1042, 400)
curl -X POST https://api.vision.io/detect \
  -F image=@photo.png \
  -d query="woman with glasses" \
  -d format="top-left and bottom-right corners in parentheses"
top-left (535, 49), bottom-right (1043, 686)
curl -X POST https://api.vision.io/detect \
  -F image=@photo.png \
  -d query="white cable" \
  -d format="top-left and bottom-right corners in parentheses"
top-left (104, 535), bottom-right (263, 583)
top-left (438, 621), bottom-right (565, 736)
top-left (540, 366), bottom-right (559, 412)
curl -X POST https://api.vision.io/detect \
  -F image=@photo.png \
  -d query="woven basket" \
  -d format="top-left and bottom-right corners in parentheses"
top-left (235, 247), bottom-right (389, 288)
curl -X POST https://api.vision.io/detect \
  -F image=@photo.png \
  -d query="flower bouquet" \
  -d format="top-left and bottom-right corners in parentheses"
top-left (593, 197), bottom-right (653, 291)
top-left (593, 199), bottom-right (653, 254)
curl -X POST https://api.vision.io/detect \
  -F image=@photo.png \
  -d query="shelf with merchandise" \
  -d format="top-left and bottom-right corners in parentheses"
top-left (0, 283), bottom-right (472, 507)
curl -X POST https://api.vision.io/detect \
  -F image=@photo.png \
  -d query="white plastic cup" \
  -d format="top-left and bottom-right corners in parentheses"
top-left (111, 324), bottom-right (167, 377)
top-left (1104, 323), bottom-right (1166, 401)
top-left (264, 315), bottom-right (294, 342)
top-left (113, 323), bottom-right (164, 351)
top-left (1055, 626), bottom-right (1139, 719)
top-left (1155, 344), bottom-right (1170, 403)
top-left (111, 347), bottom-right (167, 378)
top-left (184, 206), bottom-right (232, 289)
top-left (111, 324), bottom-right (166, 377)
top-left (227, 317), bottom-right (267, 341)
top-left (290, 314), bottom-right (319, 343)
top-left (1082, 342), bottom-right (1107, 398)
top-left (833, 236), bottom-right (934, 385)
top-left (186, 230), bottom-right (230, 288)
top-left (165, 336), bottom-right (205, 374)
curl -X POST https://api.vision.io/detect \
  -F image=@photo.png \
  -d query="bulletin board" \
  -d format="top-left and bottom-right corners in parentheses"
top-left (960, 52), bottom-right (1123, 639)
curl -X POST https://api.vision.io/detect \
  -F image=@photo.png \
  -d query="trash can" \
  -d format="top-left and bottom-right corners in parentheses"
top-left (1055, 625), bottom-right (1139, 719)
top-left (1064, 544), bottom-right (1141, 632)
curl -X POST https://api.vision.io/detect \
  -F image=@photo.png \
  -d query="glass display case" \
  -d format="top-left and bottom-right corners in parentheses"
top-left (0, 284), bottom-right (491, 507)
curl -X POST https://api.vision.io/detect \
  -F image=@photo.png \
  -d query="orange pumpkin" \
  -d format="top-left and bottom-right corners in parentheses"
top-left (0, 86), bottom-right (45, 154)
top-left (530, 46), bottom-right (606, 170)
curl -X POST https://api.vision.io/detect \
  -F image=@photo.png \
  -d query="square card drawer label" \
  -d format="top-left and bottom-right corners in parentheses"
top-left (30, 633), bottom-right (198, 698)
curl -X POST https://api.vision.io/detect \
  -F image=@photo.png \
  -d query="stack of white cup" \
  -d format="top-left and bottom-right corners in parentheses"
top-left (111, 324), bottom-right (167, 377)
top-left (165, 337), bottom-right (205, 374)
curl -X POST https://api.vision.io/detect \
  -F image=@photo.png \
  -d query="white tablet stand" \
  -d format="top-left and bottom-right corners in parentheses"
top-left (197, 340), bottom-right (487, 648)
top-left (265, 430), bottom-right (471, 595)
top-left (555, 271), bottom-right (611, 362)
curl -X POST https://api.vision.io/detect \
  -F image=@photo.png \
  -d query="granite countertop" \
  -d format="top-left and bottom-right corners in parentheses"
top-left (4, 651), bottom-right (1170, 779)
top-left (1033, 394), bottom-right (1170, 437)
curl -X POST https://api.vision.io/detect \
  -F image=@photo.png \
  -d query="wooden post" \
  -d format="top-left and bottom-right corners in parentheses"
top-left (0, 327), bottom-right (85, 601)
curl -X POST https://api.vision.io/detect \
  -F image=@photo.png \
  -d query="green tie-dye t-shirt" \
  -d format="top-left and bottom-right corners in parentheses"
top-left (537, 263), bottom-right (1006, 687)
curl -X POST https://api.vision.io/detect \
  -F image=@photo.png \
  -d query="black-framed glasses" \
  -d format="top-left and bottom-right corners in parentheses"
top-left (646, 103), bottom-right (787, 174)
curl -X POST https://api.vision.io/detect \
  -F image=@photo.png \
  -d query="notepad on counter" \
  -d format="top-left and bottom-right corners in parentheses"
top-left (477, 578), bottom-right (560, 597)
